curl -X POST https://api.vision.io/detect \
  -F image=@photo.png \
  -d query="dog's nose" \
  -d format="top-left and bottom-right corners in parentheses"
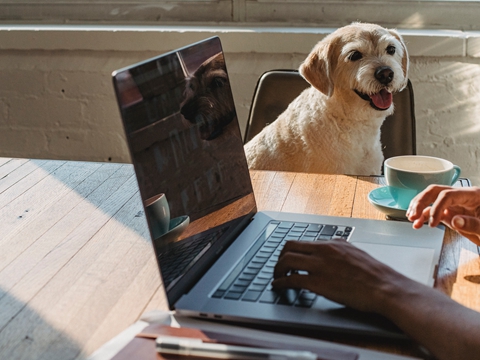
top-left (375, 67), bottom-right (394, 85)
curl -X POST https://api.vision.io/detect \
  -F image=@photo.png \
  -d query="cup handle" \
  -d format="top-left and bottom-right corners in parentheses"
top-left (451, 165), bottom-right (461, 185)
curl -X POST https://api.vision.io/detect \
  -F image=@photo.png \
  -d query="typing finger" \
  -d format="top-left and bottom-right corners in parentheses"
top-left (274, 250), bottom-right (321, 279)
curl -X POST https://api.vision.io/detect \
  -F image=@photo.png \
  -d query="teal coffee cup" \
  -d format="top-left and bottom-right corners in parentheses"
top-left (384, 155), bottom-right (461, 210)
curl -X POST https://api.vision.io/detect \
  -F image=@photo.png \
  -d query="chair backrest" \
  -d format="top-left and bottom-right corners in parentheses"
top-left (244, 70), bottom-right (416, 161)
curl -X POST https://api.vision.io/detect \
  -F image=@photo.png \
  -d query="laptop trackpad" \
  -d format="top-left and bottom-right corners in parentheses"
top-left (353, 242), bottom-right (435, 285)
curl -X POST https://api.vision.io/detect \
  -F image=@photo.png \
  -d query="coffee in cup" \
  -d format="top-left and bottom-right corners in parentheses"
top-left (144, 193), bottom-right (170, 239)
top-left (384, 155), bottom-right (461, 209)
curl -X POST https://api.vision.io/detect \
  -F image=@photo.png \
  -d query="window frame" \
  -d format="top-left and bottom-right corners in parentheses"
top-left (0, 1), bottom-right (480, 31)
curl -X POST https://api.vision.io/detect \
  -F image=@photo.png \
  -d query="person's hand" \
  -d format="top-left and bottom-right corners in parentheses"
top-left (407, 185), bottom-right (480, 245)
top-left (272, 239), bottom-right (409, 314)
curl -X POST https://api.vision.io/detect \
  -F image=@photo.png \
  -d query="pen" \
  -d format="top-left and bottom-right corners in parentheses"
top-left (156, 335), bottom-right (318, 360)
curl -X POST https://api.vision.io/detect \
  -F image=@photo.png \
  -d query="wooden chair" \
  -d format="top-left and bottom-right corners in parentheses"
top-left (244, 70), bottom-right (416, 163)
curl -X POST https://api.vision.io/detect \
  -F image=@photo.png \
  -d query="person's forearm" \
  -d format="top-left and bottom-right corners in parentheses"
top-left (378, 278), bottom-right (480, 360)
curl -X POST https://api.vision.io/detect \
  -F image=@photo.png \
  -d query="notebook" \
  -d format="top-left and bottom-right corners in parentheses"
top-left (112, 36), bottom-right (445, 339)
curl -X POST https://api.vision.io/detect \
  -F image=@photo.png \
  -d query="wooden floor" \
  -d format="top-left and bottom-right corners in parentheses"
top-left (0, 157), bottom-right (478, 360)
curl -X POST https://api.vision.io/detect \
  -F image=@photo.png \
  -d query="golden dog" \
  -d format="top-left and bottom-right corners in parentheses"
top-left (244, 23), bottom-right (409, 175)
top-left (181, 53), bottom-right (237, 141)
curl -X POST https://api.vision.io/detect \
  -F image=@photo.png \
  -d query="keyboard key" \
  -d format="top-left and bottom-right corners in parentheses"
top-left (299, 291), bottom-right (317, 300)
top-left (295, 291), bottom-right (317, 307)
top-left (242, 290), bottom-right (262, 302)
top-left (264, 242), bottom-right (278, 248)
top-left (249, 284), bottom-right (267, 292)
top-left (243, 267), bottom-right (260, 275)
top-left (224, 291), bottom-right (242, 300)
top-left (295, 299), bottom-right (315, 308)
top-left (321, 225), bottom-right (338, 236)
top-left (259, 291), bottom-right (279, 303)
top-left (278, 222), bottom-right (294, 229)
top-left (260, 268), bottom-right (274, 276)
top-left (307, 224), bottom-right (323, 232)
top-left (230, 285), bottom-right (247, 293)
top-left (253, 278), bottom-right (270, 286)
top-left (252, 256), bottom-right (268, 264)
top-left (212, 290), bottom-right (225, 298)
top-left (257, 272), bottom-right (273, 279)
top-left (256, 252), bottom-right (271, 259)
top-left (234, 279), bottom-right (250, 287)
top-left (238, 273), bottom-right (255, 281)
top-left (259, 248), bottom-right (275, 254)
top-left (268, 236), bottom-right (283, 242)
top-left (277, 289), bottom-right (299, 305)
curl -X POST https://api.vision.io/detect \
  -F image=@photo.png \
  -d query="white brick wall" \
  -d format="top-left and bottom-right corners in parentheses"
top-left (0, 26), bottom-right (479, 185)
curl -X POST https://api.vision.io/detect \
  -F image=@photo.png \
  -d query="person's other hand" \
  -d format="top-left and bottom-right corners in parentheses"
top-left (407, 185), bottom-right (480, 245)
top-left (272, 239), bottom-right (409, 314)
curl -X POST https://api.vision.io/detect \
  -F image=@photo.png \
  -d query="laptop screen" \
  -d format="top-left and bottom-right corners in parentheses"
top-left (112, 37), bottom-right (257, 305)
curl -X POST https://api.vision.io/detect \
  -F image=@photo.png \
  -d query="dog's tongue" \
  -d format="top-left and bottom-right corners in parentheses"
top-left (370, 89), bottom-right (392, 110)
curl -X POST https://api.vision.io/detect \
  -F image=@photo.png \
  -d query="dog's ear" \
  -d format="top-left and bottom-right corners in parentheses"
top-left (389, 29), bottom-right (410, 90)
top-left (299, 39), bottom-right (336, 97)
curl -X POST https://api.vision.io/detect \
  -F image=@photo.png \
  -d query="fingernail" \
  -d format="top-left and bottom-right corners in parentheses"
top-left (453, 216), bottom-right (465, 229)
top-left (428, 216), bottom-right (434, 226)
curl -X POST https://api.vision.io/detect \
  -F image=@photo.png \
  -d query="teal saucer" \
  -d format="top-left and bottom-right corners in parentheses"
top-left (368, 186), bottom-right (408, 219)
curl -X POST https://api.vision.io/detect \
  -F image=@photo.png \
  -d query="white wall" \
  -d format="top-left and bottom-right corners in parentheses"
top-left (0, 26), bottom-right (479, 184)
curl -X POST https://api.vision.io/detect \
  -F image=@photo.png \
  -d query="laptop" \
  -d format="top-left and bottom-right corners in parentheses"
top-left (112, 36), bottom-right (445, 338)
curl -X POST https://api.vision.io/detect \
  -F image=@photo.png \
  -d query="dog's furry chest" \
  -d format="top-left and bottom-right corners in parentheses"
top-left (245, 91), bottom-right (387, 175)
top-left (300, 123), bottom-right (384, 175)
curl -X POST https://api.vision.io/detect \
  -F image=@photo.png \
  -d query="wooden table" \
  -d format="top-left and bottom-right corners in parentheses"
top-left (0, 157), bottom-right (477, 359)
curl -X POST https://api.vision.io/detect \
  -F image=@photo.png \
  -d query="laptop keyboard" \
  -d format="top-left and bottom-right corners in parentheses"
top-left (211, 220), bottom-right (353, 307)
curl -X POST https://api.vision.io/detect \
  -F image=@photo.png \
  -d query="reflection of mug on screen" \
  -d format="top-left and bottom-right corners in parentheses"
top-left (144, 193), bottom-right (170, 238)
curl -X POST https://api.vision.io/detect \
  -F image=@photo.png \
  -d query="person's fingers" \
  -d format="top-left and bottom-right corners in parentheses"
top-left (428, 188), bottom-right (480, 227)
top-left (410, 207), bottom-right (431, 229)
top-left (278, 239), bottom-right (315, 258)
top-left (407, 185), bottom-right (452, 219)
top-left (409, 187), bottom-right (474, 228)
top-left (271, 272), bottom-right (311, 290)
top-left (451, 215), bottom-right (480, 246)
top-left (273, 250), bottom-right (319, 279)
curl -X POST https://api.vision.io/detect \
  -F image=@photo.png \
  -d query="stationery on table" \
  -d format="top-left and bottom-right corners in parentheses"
top-left (90, 311), bottom-right (423, 360)
top-left (155, 336), bottom-right (319, 360)
top-left (109, 324), bottom-right (360, 360)
top-left (111, 36), bottom-right (445, 339)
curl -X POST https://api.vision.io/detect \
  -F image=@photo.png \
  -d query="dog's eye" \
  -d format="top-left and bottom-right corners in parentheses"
top-left (386, 45), bottom-right (396, 55)
top-left (211, 77), bottom-right (226, 89)
top-left (348, 51), bottom-right (362, 61)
